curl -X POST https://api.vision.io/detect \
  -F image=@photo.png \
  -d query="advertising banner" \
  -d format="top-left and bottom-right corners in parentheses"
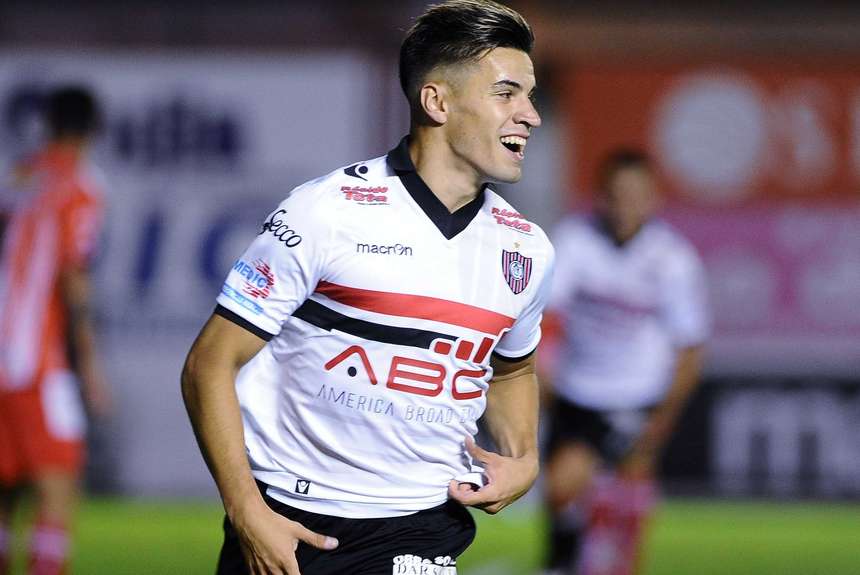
top-left (0, 51), bottom-right (379, 494)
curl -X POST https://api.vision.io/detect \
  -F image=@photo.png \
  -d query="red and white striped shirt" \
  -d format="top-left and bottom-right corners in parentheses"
top-left (0, 145), bottom-right (103, 391)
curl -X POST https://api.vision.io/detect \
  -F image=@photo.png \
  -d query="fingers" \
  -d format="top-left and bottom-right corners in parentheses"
top-left (464, 435), bottom-right (493, 463)
top-left (245, 550), bottom-right (303, 575)
top-left (238, 514), bottom-right (338, 575)
top-left (294, 524), bottom-right (339, 551)
top-left (448, 479), bottom-right (498, 507)
top-left (448, 480), bottom-right (505, 514)
top-left (283, 553), bottom-right (302, 575)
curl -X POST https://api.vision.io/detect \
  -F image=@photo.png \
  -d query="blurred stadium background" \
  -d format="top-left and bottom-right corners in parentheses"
top-left (2, 1), bottom-right (859, 573)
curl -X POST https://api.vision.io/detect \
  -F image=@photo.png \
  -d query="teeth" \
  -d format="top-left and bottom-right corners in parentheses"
top-left (500, 136), bottom-right (527, 148)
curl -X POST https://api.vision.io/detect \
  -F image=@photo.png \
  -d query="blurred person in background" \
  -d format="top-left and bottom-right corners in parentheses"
top-left (0, 85), bottom-right (109, 575)
top-left (539, 149), bottom-right (709, 575)
top-left (181, 1), bottom-right (554, 573)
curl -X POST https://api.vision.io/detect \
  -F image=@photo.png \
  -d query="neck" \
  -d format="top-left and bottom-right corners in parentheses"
top-left (409, 127), bottom-right (482, 213)
top-left (598, 216), bottom-right (644, 247)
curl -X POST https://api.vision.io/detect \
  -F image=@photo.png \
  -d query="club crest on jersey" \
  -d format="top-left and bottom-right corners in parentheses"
top-left (501, 250), bottom-right (532, 294)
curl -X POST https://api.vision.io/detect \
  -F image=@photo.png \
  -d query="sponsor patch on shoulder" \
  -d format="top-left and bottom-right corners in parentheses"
top-left (232, 258), bottom-right (275, 299)
top-left (342, 185), bottom-right (389, 205)
top-left (221, 284), bottom-right (263, 314)
top-left (491, 206), bottom-right (533, 234)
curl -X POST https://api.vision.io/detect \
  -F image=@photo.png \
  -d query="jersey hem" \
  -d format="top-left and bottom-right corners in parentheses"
top-left (492, 347), bottom-right (536, 363)
top-left (261, 480), bottom-right (449, 519)
top-left (214, 302), bottom-right (276, 341)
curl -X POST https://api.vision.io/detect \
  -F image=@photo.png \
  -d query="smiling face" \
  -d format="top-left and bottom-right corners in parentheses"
top-left (441, 47), bottom-right (541, 184)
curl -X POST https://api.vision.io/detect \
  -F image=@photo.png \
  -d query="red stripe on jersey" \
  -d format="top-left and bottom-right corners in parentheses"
top-left (315, 281), bottom-right (514, 336)
top-left (473, 337), bottom-right (494, 364)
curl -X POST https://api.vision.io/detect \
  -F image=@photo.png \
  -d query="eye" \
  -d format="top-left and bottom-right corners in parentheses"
top-left (497, 91), bottom-right (513, 100)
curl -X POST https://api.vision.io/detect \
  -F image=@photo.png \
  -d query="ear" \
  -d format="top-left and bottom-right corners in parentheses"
top-left (418, 82), bottom-right (449, 125)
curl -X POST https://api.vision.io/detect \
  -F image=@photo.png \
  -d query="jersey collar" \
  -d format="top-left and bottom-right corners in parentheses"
top-left (387, 136), bottom-right (485, 240)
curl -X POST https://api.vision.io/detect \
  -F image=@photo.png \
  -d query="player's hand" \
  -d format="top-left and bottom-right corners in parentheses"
top-left (233, 502), bottom-right (338, 575)
top-left (617, 446), bottom-right (656, 480)
top-left (618, 415), bottom-right (669, 480)
top-left (447, 436), bottom-right (538, 515)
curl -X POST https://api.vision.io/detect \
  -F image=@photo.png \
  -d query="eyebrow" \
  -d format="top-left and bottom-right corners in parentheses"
top-left (492, 79), bottom-right (537, 96)
top-left (492, 80), bottom-right (522, 90)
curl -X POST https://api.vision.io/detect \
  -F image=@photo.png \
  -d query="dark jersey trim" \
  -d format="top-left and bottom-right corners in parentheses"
top-left (292, 299), bottom-right (456, 349)
top-left (387, 136), bottom-right (485, 240)
top-left (214, 304), bottom-right (275, 342)
top-left (492, 347), bottom-right (536, 363)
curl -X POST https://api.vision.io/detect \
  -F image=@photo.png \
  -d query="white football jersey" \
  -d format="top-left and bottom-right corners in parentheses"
top-left (548, 216), bottom-right (709, 410)
top-left (216, 138), bottom-right (554, 518)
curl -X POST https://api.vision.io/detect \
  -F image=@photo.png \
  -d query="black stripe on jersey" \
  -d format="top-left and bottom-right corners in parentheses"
top-left (214, 304), bottom-right (275, 342)
top-left (292, 299), bottom-right (457, 349)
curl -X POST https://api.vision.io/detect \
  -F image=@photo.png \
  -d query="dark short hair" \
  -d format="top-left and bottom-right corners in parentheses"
top-left (399, 0), bottom-right (533, 110)
top-left (597, 148), bottom-right (652, 192)
top-left (45, 85), bottom-right (101, 139)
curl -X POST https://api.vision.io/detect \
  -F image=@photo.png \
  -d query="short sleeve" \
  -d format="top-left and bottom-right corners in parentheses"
top-left (60, 188), bottom-right (102, 269)
top-left (216, 185), bottom-right (332, 338)
top-left (662, 243), bottom-right (710, 347)
top-left (493, 243), bottom-right (556, 360)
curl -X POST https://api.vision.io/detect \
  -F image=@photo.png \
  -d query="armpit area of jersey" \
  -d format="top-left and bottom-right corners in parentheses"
top-left (214, 304), bottom-right (275, 342)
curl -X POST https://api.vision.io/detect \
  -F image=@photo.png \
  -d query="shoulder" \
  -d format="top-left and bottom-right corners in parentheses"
top-left (483, 188), bottom-right (553, 256)
top-left (279, 153), bottom-right (390, 207)
top-left (646, 220), bottom-right (704, 272)
top-left (69, 161), bottom-right (106, 209)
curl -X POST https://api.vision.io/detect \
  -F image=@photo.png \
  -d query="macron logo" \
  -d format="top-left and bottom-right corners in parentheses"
top-left (295, 480), bottom-right (311, 495)
top-left (356, 243), bottom-right (413, 256)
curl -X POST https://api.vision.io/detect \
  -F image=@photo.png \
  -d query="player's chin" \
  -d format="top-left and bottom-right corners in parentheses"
top-left (488, 166), bottom-right (524, 184)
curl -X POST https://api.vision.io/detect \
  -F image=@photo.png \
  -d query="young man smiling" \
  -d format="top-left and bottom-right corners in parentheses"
top-left (182, 2), bottom-right (554, 574)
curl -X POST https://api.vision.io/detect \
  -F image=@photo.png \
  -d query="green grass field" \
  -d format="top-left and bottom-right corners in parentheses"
top-left (8, 498), bottom-right (860, 574)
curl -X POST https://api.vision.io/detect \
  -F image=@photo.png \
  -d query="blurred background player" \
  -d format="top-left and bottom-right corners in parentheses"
top-left (539, 149), bottom-right (710, 575)
top-left (0, 85), bottom-right (109, 575)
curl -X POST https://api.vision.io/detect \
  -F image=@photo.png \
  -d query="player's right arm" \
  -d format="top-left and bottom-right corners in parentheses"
top-left (182, 314), bottom-right (338, 575)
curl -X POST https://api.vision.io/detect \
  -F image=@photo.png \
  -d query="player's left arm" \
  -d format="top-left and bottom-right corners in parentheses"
top-left (448, 353), bottom-right (540, 514)
top-left (61, 263), bottom-right (110, 417)
top-left (633, 344), bottom-right (704, 458)
top-left (626, 241), bottom-right (709, 470)
top-left (60, 190), bottom-right (110, 417)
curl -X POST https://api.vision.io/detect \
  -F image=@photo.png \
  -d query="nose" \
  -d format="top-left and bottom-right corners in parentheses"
top-left (516, 96), bottom-right (541, 129)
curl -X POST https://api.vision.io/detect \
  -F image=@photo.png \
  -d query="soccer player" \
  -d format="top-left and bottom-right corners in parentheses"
top-left (541, 149), bottom-right (709, 575)
top-left (0, 86), bottom-right (109, 575)
top-left (181, 1), bottom-right (554, 574)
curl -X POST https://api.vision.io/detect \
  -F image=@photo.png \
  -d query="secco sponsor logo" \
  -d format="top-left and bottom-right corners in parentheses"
top-left (356, 242), bottom-right (413, 256)
top-left (260, 209), bottom-right (302, 247)
top-left (491, 207), bottom-right (532, 233)
top-left (342, 185), bottom-right (389, 205)
top-left (392, 554), bottom-right (457, 575)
